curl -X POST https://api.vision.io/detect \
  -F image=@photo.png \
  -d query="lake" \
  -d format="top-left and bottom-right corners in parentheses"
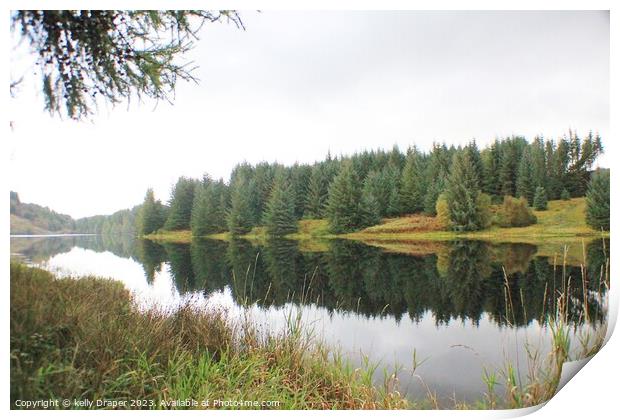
top-left (10, 235), bottom-right (609, 405)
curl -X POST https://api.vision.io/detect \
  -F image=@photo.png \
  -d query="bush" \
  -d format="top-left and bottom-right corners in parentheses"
top-left (533, 187), bottom-right (548, 211)
top-left (435, 193), bottom-right (451, 230)
top-left (497, 196), bottom-right (537, 227)
top-left (560, 188), bottom-right (571, 201)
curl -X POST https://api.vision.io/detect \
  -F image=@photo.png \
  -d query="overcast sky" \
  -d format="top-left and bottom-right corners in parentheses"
top-left (9, 10), bottom-right (610, 219)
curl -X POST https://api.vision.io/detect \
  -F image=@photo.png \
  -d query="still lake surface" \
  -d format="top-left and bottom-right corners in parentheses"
top-left (10, 235), bottom-right (609, 404)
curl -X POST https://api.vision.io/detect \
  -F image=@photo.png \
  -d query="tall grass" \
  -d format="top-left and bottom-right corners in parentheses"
top-left (10, 262), bottom-right (407, 409)
top-left (476, 241), bottom-right (609, 409)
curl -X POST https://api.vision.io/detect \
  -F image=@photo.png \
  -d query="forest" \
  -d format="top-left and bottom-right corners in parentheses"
top-left (65, 130), bottom-right (609, 238)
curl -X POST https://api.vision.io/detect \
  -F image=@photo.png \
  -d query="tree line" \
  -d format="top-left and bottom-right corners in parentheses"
top-left (135, 130), bottom-right (606, 236)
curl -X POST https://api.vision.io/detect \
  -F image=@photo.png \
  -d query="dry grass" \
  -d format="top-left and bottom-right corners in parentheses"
top-left (10, 263), bottom-right (408, 410)
top-left (357, 214), bottom-right (443, 235)
top-left (143, 230), bottom-right (193, 243)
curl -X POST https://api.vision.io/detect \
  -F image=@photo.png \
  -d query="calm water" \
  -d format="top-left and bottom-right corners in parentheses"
top-left (10, 235), bottom-right (609, 404)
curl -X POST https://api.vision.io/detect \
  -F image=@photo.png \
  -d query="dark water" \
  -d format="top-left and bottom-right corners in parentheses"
top-left (10, 235), bottom-right (609, 404)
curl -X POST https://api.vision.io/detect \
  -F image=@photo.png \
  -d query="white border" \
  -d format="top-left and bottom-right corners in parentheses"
top-left (2, 2), bottom-right (616, 420)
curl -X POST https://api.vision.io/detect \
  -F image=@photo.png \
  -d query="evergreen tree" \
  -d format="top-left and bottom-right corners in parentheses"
top-left (253, 162), bottom-right (277, 221)
top-left (227, 177), bottom-right (255, 235)
top-left (190, 177), bottom-right (228, 236)
top-left (326, 162), bottom-right (363, 233)
top-left (549, 137), bottom-right (570, 199)
top-left (531, 137), bottom-right (547, 192)
top-left (362, 170), bottom-right (388, 216)
top-left (212, 180), bottom-right (230, 230)
top-left (305, 164), bottom-right (329, 218)
top-left (560, 188), bottom-right (571, 200)
top-left (12, 10), bottom-right (243, 120)
top-left (137, 188), bottom-right (165, 235)
top-left (499, 139), bottom-right (518, 197)
top-left (164, 177), bottom-right (197, 231)
top-left (585, 169), bottom-right (610, 231)
top-left (533, 186), bottom-right (548, 211)
top-left (446, 152), bottom-right (488, 231)
top-left (289, 164), bottom-right (312, 219)
top-left (359, 175), bottom-right (382, 227)
top-left (544, 139), bottom-right (559, 199)
top-left (190, 177), bottom-right (212, 236)
top-left (481, 139), bottom-right (501, 197)
top-left (264, 172), bottom-right (298, 236)
top-left (423, 143), bottom-right (451, 215)
top-left (385, 164), bottom-right (403, 216)
top-left (400, 147), bottom-right (425, 213)
top-left (464, 139), bottom-right (484, 188)
top-left (516, 147), bottom-right (534, 205)
top-left (230, 163), bottom-right (262, 226)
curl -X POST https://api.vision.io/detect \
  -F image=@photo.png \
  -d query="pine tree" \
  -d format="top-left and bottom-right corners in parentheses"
top-left (560, 188), bottom-right (571, 200)
top-left (227, 177), bottom-right (254, 235)
top-left (422, 143), bottom-right (451, 215)
top-left (585, 169), bottom-right (610, 231)
top-left (190, 177), bottom-right (228, 236)
top-left (137, 188), bottom-right (166, 235)
top-left (12, 11), bottom-right (243, 120)
top-left (361, 170), bottom-right (388, 216)
top-left (305, 165), bottom-right (329, 218)
top-left (530, 136), bottom-right (547, 194)
top-left (190, 177), bottom-right (212, 236)
top-left (533, 186), bottom-right (548, 211)
top-left (289, 164), bottom-right (312, 219)
top-left (400, 147), bottom-right (425, 213)
top-left (516, 147), bottom-right (534, 205)
top-left (211, 180), bottom-right (230, 231)
top-left (264, 173), bottom-right (298, 236)
top-left (464, 140), bottom-right (484, 189)
top-left (359, 175), bottom-right (382, 227)
top-left (446, 152), bottom-right (488, 231)
top-left (499, 140), bottom-right (518, 197)
top-left (550, 137), bottom-right (570, 199)
top-left (385, 164), bottom-right (403, 216)
top-left (164, 177), bottom-right (197, 231)
top-left (326, 162), bottom-right (363, 233)
top-left (481, 139), bottom-right (501, 197)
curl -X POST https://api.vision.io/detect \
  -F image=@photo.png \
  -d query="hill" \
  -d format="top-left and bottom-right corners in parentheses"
top-left (10, 192), bottom-right (74, 235)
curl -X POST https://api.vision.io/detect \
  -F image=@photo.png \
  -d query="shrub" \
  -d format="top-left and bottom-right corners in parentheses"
top-left (497, 196), bottom-right (537, 227)
top-left (560, 188), bottom-right (571, 201)
top-left (533, 187), bottom-right (548, 211)
top-left (435, 193), bottom-right (451, 230)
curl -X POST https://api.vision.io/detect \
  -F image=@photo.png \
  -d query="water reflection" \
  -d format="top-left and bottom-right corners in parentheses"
top-left (11, 235), bottom-right (608, 328)
top-left (10, 234), bottom-right (609, 403)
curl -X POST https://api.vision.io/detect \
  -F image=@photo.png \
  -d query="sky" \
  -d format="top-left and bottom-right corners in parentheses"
top-left (8, 10), bottom-right (610, 219)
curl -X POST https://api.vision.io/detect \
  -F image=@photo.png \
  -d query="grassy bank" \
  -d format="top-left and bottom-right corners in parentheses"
top-left (347, 197), bottom-right (604, 242)
top-left (10, 263), bottom-right (407, 409)
top-left (144, 198), bottom-right (606, 247)
top-left (10, 259), bottom-right (608, 410)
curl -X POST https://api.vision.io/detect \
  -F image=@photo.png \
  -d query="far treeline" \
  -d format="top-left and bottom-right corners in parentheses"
top-left (78, 131), bottom-right (609, 237)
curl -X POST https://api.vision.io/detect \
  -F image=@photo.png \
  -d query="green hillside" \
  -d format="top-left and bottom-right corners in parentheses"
top-left (10, 192), bottom-right (74, 235)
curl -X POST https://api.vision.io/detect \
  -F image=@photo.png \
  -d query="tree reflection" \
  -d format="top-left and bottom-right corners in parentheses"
top-left (18, 234), bottom-right (608, 327)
